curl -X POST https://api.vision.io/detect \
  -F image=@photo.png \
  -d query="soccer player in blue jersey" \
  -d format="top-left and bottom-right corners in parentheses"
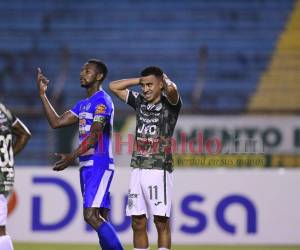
top-left (36, 59), bottom-right (123, 250)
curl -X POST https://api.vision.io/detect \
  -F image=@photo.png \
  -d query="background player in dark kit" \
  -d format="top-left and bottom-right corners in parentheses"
top-left (0, 102), bottom-right (31, 250)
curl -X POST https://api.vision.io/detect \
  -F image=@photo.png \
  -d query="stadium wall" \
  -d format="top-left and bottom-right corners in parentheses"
top-left (114, 115), bottom-right (300, 168)
top-left (7, 167), bottom-right (300, 245)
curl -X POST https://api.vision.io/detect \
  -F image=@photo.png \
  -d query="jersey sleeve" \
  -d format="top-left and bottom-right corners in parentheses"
top-left (164, 94), bottom-right (182, 113)
top-left (92, 99), bottom-right (111, 125)
top-left (9, 110), bottom-right (18, 126)
top-left (126, 90), bottom-right (140, 110)
top-left (70, 101), bottom-right (81, 117)
top-left (173, 96), bottom-right (182, 112)
top-left (0, 103), bottom-right (18, 126)
top-left (11, 114), bottom-right (18, 126)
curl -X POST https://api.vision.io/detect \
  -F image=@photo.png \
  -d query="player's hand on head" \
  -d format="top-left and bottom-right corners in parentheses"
top-left (163, 73), bottom-right (172, 85)
top-left (53, 153), bottom-right (75, 171)
top-left (36, 67), bottom-right (50, 96)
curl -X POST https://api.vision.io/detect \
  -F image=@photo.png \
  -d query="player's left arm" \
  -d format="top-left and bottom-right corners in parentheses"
top-left (53, 116), bottom-right (106, 171)
top-left (163, 73), bottom-right (180, 105)
top-left (12, 119), bottom-right (32, 156)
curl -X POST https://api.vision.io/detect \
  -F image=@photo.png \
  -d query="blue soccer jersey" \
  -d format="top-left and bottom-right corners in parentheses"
top-left (70, 88), bottom-right (114, 208)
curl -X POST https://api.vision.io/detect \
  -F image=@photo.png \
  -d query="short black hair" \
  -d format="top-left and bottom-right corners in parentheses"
top-left (88, 59), bottom-right (108, 81)
top-left (141, 66), bottom-right (163, 78)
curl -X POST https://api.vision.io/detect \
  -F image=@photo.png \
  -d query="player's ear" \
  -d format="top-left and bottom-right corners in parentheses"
top-left (97, 73), bottom-right (104, 82)
top-left (159, 76), bottom-right (164, 90)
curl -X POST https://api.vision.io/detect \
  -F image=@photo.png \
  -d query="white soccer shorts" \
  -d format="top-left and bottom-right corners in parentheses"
top-left (126, 168), bottom-right (173, 218)
top-left (0, 194), bottom-right (8, 226)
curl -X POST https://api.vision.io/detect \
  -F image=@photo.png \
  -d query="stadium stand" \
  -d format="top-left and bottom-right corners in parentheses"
top-left (0, 0), bottom-right (295, 164)
top-left (248, 0), bottom-right (300, 111)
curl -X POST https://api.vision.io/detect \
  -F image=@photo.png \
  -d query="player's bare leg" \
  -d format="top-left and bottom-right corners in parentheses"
top-left (154, 215), bottom-right (171, 249)
top-left (99, 207), bottom-right (110, 221)
top-left (84, 207), bottom-right (123, 250)
top-left (132, 215), bottom-right (149, 249)
top-left (0, 226), bottom-right (5, 236)
top-left (83, 207), bottom-right (104, 229)
top-left (0, 194), bottom-right (14, 250)
top-left (0, 226), bottom-right (14, 250)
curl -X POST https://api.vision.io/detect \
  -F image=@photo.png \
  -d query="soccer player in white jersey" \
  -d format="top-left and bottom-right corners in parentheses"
top-left (109, 66), bottom-right (182, 250)
top-left (36, 59), bottom-right (123, 250)
top-left (0, 102), bottom-right (31, 250)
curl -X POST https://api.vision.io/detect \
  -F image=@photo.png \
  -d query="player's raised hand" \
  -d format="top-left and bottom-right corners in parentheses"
top-left (163, 73), bottom-right (173, 85)
top-left (53, 153), bottom-right (75, 171)
top-left (162, 72), bottom-right (179, 104)
top-left (36, 68), bottom-right (49, 96)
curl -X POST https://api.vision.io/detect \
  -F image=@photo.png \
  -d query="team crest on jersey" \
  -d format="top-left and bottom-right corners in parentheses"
top-left (95, 104), bottom-right (106, 114)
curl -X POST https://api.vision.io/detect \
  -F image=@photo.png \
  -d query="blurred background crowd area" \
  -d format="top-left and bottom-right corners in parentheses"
top-left (0, 0), bottom-right (299, 165)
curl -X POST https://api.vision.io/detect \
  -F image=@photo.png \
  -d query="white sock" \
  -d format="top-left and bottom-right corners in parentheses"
top-left (158, 248), bottom-right (169, 250)
top-left (0, 235), bottom-right (14, 250)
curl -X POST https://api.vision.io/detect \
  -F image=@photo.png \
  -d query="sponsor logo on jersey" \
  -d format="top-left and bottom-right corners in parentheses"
top-left (79, 119), bottom-right (86, 126)
top-left (137, 124), bottom-right (157, 135)
top-left (139, 117), bottom-right (159, 123)
top-left (79, 119), bottom-right (86, 135)
top-left (94, 115), bottom-right (106, 123)
top-left (95, 104), bottom-right (106, 114)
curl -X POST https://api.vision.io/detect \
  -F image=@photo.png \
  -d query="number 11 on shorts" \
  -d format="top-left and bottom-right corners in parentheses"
top-left (148, 185), bottom-right (158, 200)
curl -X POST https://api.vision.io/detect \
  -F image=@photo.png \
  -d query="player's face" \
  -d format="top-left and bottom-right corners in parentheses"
top-left (140, 75), bottom-right (163, 103)
top-left (80, 63), bottom-right (101, 88)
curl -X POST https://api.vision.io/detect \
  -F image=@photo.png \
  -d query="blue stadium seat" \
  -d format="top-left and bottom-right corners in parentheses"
top-left (0, 0), bottom-right (295, 164)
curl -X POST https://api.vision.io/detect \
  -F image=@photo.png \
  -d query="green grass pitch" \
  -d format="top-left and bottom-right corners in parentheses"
top-left (14, 243), bottom-right (300, 250)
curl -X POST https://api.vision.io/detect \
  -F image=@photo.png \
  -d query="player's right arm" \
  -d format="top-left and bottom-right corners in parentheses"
top-left (109, 78), bottom-right (140, 102)
top-left (36, 68), bottom-right (78, 128)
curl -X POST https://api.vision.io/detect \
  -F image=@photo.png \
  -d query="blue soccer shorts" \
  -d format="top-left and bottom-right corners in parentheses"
top-left (80, 166), bottom-right (114, 209)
